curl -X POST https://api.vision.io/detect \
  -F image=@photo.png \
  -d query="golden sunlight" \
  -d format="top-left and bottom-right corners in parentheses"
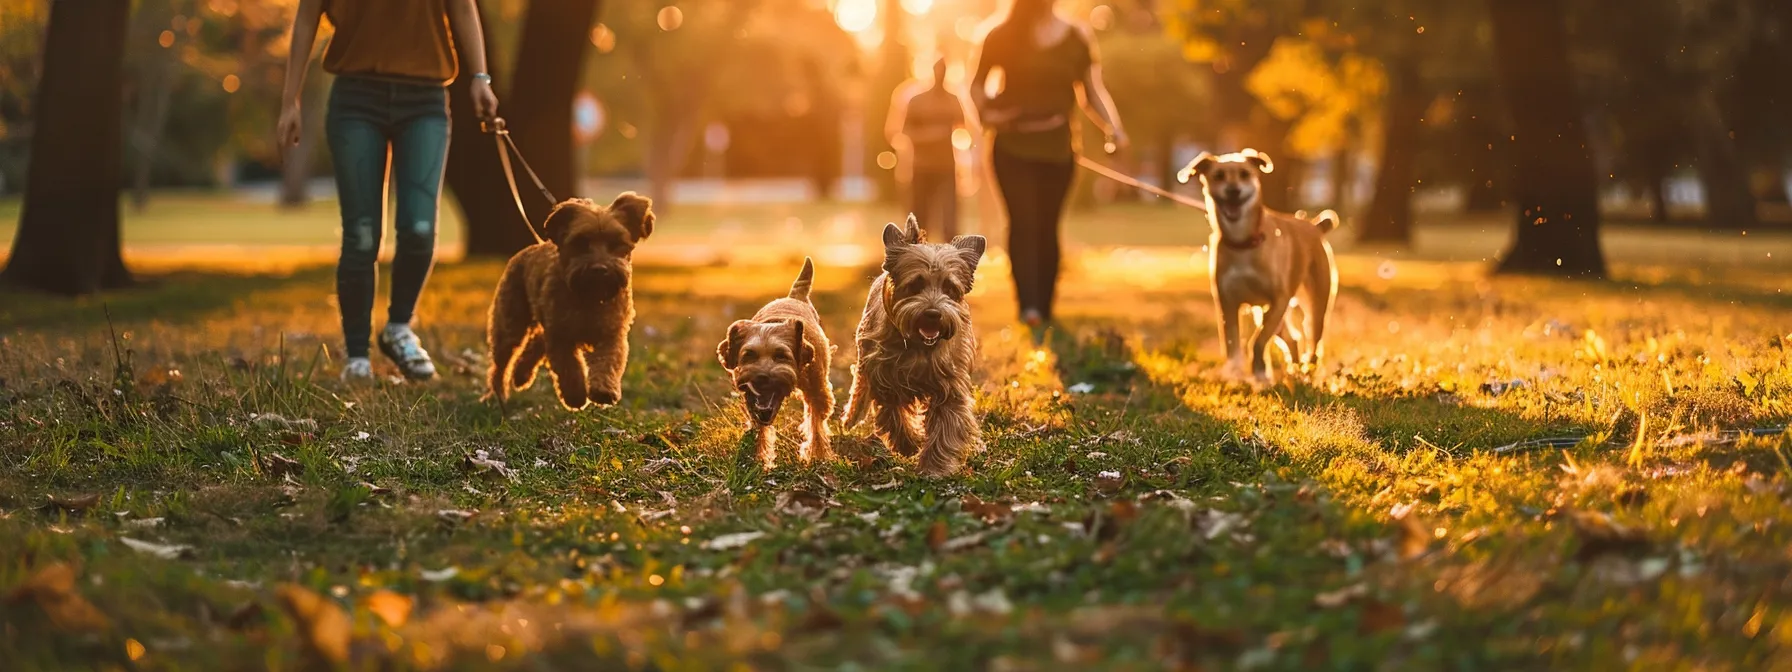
top-left (834, 0), bottom-right (876, 33)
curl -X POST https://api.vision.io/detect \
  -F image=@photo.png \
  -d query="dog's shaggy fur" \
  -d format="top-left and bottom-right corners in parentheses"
top-left (842, 216), bottom-right (986, 476)
top-left (1178, 149), bottom-right (1338, 385)
top-left (717, 258), bottom-right (834, 466)
top-left (485, 193), bottom-right (655, 409)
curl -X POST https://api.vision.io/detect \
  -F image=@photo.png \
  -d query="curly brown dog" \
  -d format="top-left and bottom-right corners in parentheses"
top-left (1177, 149), bottom-right (1337, 386)
top-left (842, 216), bottom-right (986, 476)
top-left (485, 193), bottom-right (655, 410)
top-left (716, 258), bottom-right (834, 466)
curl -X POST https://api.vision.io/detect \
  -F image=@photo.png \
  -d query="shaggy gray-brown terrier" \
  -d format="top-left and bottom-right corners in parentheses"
top-left (842, 216), bottom-right (986, 476)
top-left (716, 258), bottom-right (834, 466)
top-left (485, 193), bottom-right (654, 410)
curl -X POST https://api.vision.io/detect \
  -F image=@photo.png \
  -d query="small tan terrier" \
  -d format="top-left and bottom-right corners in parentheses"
top-left (716, 258), bottom-right (834, 466)
top-left (842, 216), bottom-right (986, 476)
top-left (485, 193), bottom-right (655, 410)
top-left (1178, 149), bottom-right (1338, 385)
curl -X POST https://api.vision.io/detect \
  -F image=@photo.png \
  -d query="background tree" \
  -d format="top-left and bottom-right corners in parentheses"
top-left (3, 0), bottom-right (134, 295)
top-left (447, 0), bottom-right (604, 258)
top-left (1486, 0), bottom-right (1605, 277)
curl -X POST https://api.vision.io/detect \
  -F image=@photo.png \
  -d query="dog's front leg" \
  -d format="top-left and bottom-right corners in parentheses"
top-left (545, 340), bottom-right (589, 410)
top-left (799, 372), bottom-right (835, 462)
top-left (582, 334), bottom-right (627, 406)
top-left (1251, 300), bottom-right (1292, 385)
top-left (1217, 295), bottom-right (1247, 380)
top-left (917, 389), bottom-right (979, 477)
top-left (754, 424), bottom-right (777, 468)
top-left (873, 398), bottom-right (922, 458)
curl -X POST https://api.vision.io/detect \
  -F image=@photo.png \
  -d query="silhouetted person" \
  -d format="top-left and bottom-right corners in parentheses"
top-left (971, 0), bottom-right (1127, 330)
top-left (886, 57), bottom-right (969, 239)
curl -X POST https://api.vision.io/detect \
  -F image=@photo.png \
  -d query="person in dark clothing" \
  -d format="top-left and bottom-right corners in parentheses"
top-left (969, 0), bottom-right (1127, 330)
top-left (886, 57), bottom-right (969, 239)
top-left (279, 0), bottom-right (499, 382)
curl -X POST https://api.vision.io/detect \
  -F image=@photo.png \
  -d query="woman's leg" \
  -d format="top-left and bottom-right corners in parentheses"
top-left (1033, 160), bottom-right (1076, 322)
top-left (991, 150), bottom-right (1041, 320)
top-left (325, 79), bottom-right (392, 362)
top-left (387, 86), bottom-right (450, 328)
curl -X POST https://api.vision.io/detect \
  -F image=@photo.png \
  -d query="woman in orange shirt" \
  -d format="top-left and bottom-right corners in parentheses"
top-left (278, 0), bottom-right (499, 382)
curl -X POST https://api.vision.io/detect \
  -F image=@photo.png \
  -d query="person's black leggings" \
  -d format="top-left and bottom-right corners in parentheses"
top-left (991, 149), bottom-right (1076, 321)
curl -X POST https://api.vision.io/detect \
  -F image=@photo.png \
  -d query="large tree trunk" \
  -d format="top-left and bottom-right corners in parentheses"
top-left (3, 0), bottom-right (133, 295)
top-left (1359, 57), bottom-right (1422, 245)
top-left (1487, 0), bottom-right (1606, 278)
top-left (1685, 89), bottom-right (1756, 230)
top-left (448, 0), bottom-right (604, 258)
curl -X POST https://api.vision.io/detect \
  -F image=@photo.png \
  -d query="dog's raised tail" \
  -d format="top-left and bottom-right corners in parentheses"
top-left (1314, 209), bottom-right (1340, 235)
top-left (788, 257), bottom-right (816, 300)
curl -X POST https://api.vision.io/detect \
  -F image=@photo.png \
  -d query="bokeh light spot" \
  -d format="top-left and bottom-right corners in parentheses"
top-left (951, 128), bottom-right (972, 151)
top-left (590, 24), bottom-right (615, 53)
top-left (657, 6), bottom-right (684, 31)
top-left (158, 30), bottom-right (175, 48)
top-left (835, 0), bottom-right (876, 33)
top-left (876, 151), bottom-right (897, 170)
top-left (221, 75), bottom-right (240, 93)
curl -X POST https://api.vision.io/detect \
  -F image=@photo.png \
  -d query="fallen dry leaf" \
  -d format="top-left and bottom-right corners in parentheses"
top-left (43, 493), bottom-right (101, 512)
top-left (436, 509), bottom-right (476, 525)
top-left (462, 449), bottom-right (517, 481)
top-left (870, 479), bottom-right (901, 491)
top-left (5, 563), bottom-right (110, 632)
top-left (363, 589), bottom-right (414, 628)
top-left (775, 490), bottom-right (831, 521)
top-left (258, 452), bottom-right (304, 478)
top-left (939, 530), bottom-right (992, 553)
top-left (276, 584), bottom-right (350, 664)
top-left (701, 531), bottom-right (767, 551)
top-left (926, 521), bottom-right (950, 550)
top-left (120, 537), bottom-right (193, 559)
top-left (960, 494), bottom-right (1013, 524)
top-left (1313, 583), bottom-right (1368, 608)
top-left (1569, 510), bottom-right (1650, 561)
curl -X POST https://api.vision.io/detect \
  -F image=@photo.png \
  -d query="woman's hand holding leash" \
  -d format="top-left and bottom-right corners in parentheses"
top-left (469, 72), bottom-right (500, 122)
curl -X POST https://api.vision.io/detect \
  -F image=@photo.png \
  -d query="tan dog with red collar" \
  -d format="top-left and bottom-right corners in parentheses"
top-left (1178, 149), bottom-right (1338, 385)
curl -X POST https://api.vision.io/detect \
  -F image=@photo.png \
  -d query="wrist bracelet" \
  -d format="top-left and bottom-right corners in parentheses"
top-left (472, 73), bottom-right (492, 84)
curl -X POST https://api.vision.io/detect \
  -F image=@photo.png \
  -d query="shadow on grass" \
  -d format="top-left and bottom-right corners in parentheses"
top-left (0, 267), bottom-right (335, 332)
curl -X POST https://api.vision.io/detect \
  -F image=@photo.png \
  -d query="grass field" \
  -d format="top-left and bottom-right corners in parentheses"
top-left (2, 197), bottom-right (1791, 669)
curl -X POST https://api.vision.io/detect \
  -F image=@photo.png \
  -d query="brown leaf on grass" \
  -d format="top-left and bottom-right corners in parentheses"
top-left (775, 490), bottom-right (831, 521)
top-left (258, 452), bottom-right (304, 478)
top-left (461, 450), bottom-right (517, 481)
top-left (1358, 599), bottom-right (1405, 635)
top-left (1092, 542), bottom-right (1119, 565)
top-left (1569, 510), bottom-right (1650, 561)
top-left (436, 509), bottom-right (476, 526)
top-left (926, 521), bottom-right (949, 550)
top-left (1155, 620), bottom-right (1246, 667)
top-left (5, 563), bottom-right (111, 632)
top-left (364, 590), bottom-right (414, 628)
top-left (121, 537), bottom-right (193, 559)
top-left (1161, 456), bottom-right (1192, 476)
top-left (1313, 583), bottom-right (1368, 608)
top-left (960, 494), bottom-right (1013, 524)
top-left (42, 493), bottom-right (100, 512)
top-left (1094, 470), bottom-right (1126, 495)
top-left (276, 584), bottom-right (351, 664)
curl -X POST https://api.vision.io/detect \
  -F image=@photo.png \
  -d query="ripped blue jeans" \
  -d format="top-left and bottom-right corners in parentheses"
top-left (325, 75), bottom-right (450, 358)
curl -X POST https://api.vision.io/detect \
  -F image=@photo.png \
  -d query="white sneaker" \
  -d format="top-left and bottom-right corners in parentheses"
top-left (340, 357), bottom-right (374, 382)
top-left (377, 324), bottom-right (437, 381)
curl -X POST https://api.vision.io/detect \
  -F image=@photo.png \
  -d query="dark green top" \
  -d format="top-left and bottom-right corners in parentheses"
top-left (977, 24), bottom-right (1092, 163)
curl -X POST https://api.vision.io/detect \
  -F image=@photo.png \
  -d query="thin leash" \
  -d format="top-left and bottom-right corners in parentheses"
top-left (1072, 146), bottom-right (1208, 212)
top-left (482, 117), bottom-right (556, 244)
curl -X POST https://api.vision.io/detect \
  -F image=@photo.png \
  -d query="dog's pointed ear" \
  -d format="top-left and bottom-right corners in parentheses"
top-left (609, 191), bottom-right (655, 241)
top-left (1240, 148), bottom-right (1274, 174)
top-left (1177, 152), bottom-right (1217, 184)
top-left (904, 214), bottom-right (924, 243)
top-left (717, 319), bottom-right (751, 370)
top-left (949, 234), bottom-right (987, 290)
top-left (541, 199), bottom-right (593, 247)
top-left (881, 222), bottom-right (908, 249)
top-left (790, 321), bottom-right (813, 365)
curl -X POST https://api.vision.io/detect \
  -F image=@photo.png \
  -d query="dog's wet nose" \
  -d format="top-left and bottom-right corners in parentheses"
top-left (921, 309), bottom-right (943, 322)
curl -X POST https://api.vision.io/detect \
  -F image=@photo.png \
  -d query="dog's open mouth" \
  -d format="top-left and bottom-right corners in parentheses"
top-left (917, 325), bottom-right (942, 346)
top-left (741, 382), bottom-right (783, 425)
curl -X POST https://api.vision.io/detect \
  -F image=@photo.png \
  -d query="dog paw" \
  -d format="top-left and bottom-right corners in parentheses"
top-left (588, 389), bottom-right (620, 406)
top-left (1250, 370), bottom-right (1276, 389)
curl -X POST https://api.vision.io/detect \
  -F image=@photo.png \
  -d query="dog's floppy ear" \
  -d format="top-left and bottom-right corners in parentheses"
top-left (541, 199), bottom-right (594, 247)
top-left (608, 191), bottom-right (655, 241)
top-left (1176, 152), bottom-right (1218, 184)
top-left (1239, 148), bottom-right (1274, 174)
top-left (789, 320), bottom-right (813, 365)
top-left (717, 319), bottom-right (752, 370)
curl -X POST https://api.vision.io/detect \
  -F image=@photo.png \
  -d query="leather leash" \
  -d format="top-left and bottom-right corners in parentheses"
top-left (1072, 147), bottom-right (1209, 213)
top-left (482, 117), bottom-right (556, 244)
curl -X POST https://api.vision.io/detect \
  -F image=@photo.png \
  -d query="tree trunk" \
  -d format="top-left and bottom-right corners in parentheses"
top-left (1359, 57), bottom-right (1422, 245)
top-left (1685, 89), bottom-right (1756, 230)
top-left (1487, 0), bottom-right (1606, 278)
top-left (129, 73), bottom-right (173, 213)
top-left (3, 0), bottom-right (133, 295)
top-left (1330, 144), bottom-right (1352, 212)
top-left (448, 0), bottom-right (604, 258)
